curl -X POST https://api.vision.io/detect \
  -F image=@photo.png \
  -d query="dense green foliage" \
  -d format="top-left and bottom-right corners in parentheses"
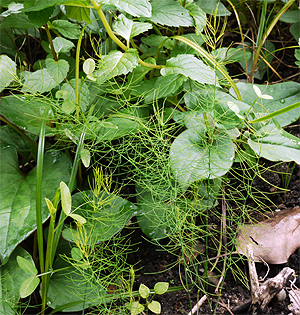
top-left (0, 0), bottom-right (299, 314)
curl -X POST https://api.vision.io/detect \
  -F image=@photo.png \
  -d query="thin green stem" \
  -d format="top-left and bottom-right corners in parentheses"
top-left (44, 23), bottom-right (58, 61)
top-left (51, 129), bottom-right (86, 263)
top-left (75, 25), bottom-right (87, 119)
top-left (36, 109), bottom-right (48, 315)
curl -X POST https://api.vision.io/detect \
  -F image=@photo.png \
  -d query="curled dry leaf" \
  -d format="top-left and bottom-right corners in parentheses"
top-left (236, 206), bottom-right (300, 264)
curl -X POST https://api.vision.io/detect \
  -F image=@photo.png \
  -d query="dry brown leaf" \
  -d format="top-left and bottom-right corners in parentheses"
top-left (236, 206), bottom-right (300, 264)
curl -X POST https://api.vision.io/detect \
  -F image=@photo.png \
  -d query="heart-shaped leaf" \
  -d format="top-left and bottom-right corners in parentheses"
top-left (170, 129), bottom-right (235, 189)
top-left (0, 148), bottom-right (72, 264)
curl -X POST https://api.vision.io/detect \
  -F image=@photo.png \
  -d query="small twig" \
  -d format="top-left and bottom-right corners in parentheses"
top-left (258, 256), bottom-right (270, 282)
top-left (187, 295), bottom-right (207, 315)
top-left (218, 297), bottom-right (235, 315)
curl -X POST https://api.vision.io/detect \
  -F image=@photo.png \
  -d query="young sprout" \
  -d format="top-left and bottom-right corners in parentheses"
top-left (253, 85), bottom-right (273, 100)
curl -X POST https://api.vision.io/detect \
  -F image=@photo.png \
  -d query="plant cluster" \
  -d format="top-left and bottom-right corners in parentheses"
top-left (0, 0), bottom-right (299, 314)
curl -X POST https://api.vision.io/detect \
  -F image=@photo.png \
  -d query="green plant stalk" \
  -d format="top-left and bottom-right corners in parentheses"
top-left (75, 25), bottom-right (87, 119)
top-left (51, 129), bottom-right (86, 263)
top-left (91, 0), bottom-right (162, 70)
top-left (44, 23), bottom-right (58, 62)
top-left (36, 110), bottom-right (48, 314)
top-left (227, 0), bottom-right (249, 79)
top-left (173, 35), bottom-right (242, 101)
top-left (256, 0), bottom-right (268, 46)
top-left (249, 0), bottom-right (295, 81)
top-left (249, 101), bottom-right (300, 123)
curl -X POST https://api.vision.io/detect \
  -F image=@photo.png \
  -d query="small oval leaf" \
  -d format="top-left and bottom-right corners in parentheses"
top-left (60, 181), bottom-right (71, 216)
top-left (148, 300), bottom-right (161, 314)
top-left (20, 276), bottom-right (40, 298)
top-left (154, 282), bottom-right (169, 295)
top-left (17, 256), bottom-right (38, 276)
top-left (83, 58), bottom-right (95, 75)
top-left (69, 213), bottom-right (86, 225)
top-left (139, 283), bottom-right (150, 299)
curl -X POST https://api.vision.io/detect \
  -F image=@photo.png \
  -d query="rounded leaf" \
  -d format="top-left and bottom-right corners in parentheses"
top-left (83, 58), bottom-right (95, 75)
top-left (170, 129), bottom-right (235, 189)
top-left (139, 283), bottom-right (150, 299)
top-left (154, 282), bottom-right (169, 295)
top-left (148, 300), bottom-right (161, 314)
top-left (127, 301), bottom-right (144, 315)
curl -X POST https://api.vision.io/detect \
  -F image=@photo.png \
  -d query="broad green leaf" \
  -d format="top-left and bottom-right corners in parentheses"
top-left (113, 14), bottom-right (152, 43)
top-left (0, 28), bottom-right (19, 57)
top-left (22, 0), bottom-right (90, 12)
top-left (170, 129), bottom-right (235, 189)
top-left (230, 81), bottom-right (300, 127)
top-left (139, 283), bottom-right (150, 299)
top-left (0, 13), bottom-right (36, 29)
top-left (161, 54), bottom-right (218, 86)
top-left (56, 78), bottom-right (90, 112)
top-left (141, 35), bottom-right (175, 50)
top-left (47, 257), bottom-right (104, 312)
top-left (194, 0), bottom-right (231, 16)
top-left (290, 21), bottom-right (300, 42)
top-left (16, 256), bottom-right (38, 276)
top-left (22, 69), bottom-right (58, 93)
top-left (0, 125), bottom-right (37, 152)
top-left (0, 149), bottom-right (72, 264)
top-left (248, 124), bottom-right (300, 164)
top-left (0, 55), bottom-right (16, 93)
top-left (148, 0), bottom-right (193, 27)
top-left (26, 7), bottom-right (54, 28)
top-left (71, 247), bottom-right (82, 261)
top-left (94, 49), bottom-right (139, 84)
top-left (0, 96), bottom-right (55, 136)
top-left (186, 3), bottom-right (206, 34)
top-left (136, 191), bottom-right (172, 240)
top-left (62, 190), bottom-right (138, 244)
top-left (126, 301), bottom-right (144, 315)
top-left (60, 181), bottom-right (72, 216)
top-left (51, 20), bottom-right (81, 39)
top-left (154, 282), bottom-right (169, 295)
top-left (100, 0), bottom-right (151, 17)
top-left (52, 37), bottom-right (75, 54)
top-left (0, 2), bottom-right (24, 17)
top-left (19, 276), bottom-right (40, 298)
top-left (0, 247), bottom-right (34, 314)
top-left (148, 301), bottom-right (161, 314)
top-left (65, 5), bottom-right (91, 24)
top-left (45, 57), bottom-right (69, 84)
top-left (279, 10), bottom-right (300, 23)
top-left (131, 74), bottom-right (186, 103)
